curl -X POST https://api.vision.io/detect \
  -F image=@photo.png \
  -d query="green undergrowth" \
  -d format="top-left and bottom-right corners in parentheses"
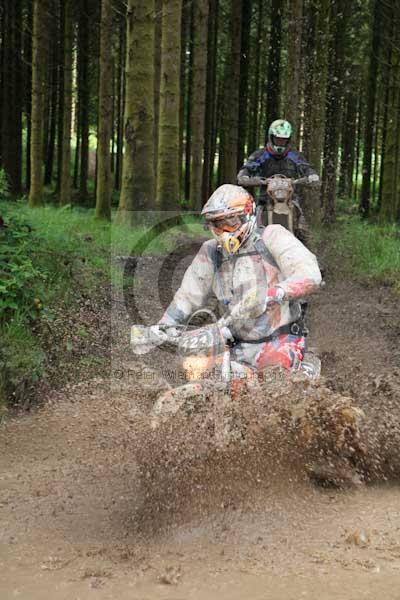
top-left (0, 201), bottom-right (205, 411)
top-left (327, 217), bottom-right (400, 289)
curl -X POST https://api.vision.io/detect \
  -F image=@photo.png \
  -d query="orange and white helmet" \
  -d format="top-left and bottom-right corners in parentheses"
top-left (201, 184), bottom-right (256, 254)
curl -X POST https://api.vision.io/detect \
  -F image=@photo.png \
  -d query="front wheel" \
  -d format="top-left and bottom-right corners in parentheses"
top-left (256, 202), bottom-right (297, 236)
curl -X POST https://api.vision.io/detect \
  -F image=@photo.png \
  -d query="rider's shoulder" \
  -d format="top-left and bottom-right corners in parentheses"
top-left (287, 149), bottom-right (309, 164)
top-left (262, 224), bottom-right (293, 238)
top-left (247, 148), bottom-right (270, 162)
top-left (261, 224), bottom-right (296, 247)
top-left (201, 238), bottom-right (219, 256)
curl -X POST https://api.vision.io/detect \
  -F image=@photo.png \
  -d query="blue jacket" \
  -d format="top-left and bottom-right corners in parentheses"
top-left (239, 147), bottom-right (317, 180)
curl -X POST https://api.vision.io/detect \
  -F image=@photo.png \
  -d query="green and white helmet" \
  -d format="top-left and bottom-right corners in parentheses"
top-left (267, 119), bottom-right (292, 156)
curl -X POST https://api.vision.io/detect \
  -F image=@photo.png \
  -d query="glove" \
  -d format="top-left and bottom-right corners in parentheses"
top-left (307, 173), bottom-right (320, 186)
top-left (237, 174), bottom-right (268, 187)
top-left (220, 325), bottom-right (234, 343)
top-left (130, 324), bottom-right (167, 355)
top-left (266, 287), bottom-right (285, 307)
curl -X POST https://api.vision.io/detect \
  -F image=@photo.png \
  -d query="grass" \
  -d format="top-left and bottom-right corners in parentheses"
top-left (328, 216), bottom-right (400, 289)
top-left (0, 200), bottom-right (207, 410)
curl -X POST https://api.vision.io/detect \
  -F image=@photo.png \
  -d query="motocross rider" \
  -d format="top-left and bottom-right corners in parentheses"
top-left (237, 119), bottom-right (320, 244)
top-left (159, 184), bottom-right (322, 377)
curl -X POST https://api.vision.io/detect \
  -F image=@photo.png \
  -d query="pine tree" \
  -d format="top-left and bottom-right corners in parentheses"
top-left (157, 0), bottom-right (182, 210)
top-left (285, 0), bottom-right (303, 139)
top-left (321, 0), bottom-right (349, 223)
top-left (1, 0), bottom-right (23, 194)
top-left (360, 0), bottom-right (381, 218)
top-left (96, 0), bottom-right (114, 220)
top-left (237, 0), bottom-right (252, 167)
top-left (118, 0), bottom-right (156, 222)
top-left (302, 0), bottom-right (330, 173)
top-left (59, 0), bottom-right (73, 206)
top-left (29, 0), bottom-right (49, 207)
top-left (78, 0), bottom-right (90, 200)
top-left (189, 0), bottom-right (209, 209)
top-left (219, 0), bottom-right (243, 183)
top-left (380, 3), bottom-right (400, 222)
top-left (265, 0), bottom-right (282, 124)
top-left (202, 0), bottom-right (218, 200)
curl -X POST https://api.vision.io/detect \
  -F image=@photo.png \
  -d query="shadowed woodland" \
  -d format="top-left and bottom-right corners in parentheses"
top-left (1, 0), bottom-right (400, 223)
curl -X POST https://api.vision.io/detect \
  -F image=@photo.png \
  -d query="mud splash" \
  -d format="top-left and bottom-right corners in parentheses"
top-left (128, 367), bottom-right (400, 534)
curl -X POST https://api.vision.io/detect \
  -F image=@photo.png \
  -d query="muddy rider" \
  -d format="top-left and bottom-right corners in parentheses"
top-left (237, 119), bottom-right (320, 244)
top-left (159, 184), bottom-right (322, 378)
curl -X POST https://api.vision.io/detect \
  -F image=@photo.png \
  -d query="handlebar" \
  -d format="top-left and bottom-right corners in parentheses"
top-left (237, 174), bottom-right (310, 188)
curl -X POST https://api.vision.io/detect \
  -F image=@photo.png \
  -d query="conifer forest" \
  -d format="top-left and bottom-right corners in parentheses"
top-left (1, 0), bottom-right (400, 223)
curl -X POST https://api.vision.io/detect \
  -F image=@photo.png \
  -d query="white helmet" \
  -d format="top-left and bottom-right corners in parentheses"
top-left (201, 184), bottom-right (256, 254)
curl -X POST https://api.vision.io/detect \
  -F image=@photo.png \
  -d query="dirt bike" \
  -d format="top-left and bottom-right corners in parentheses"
top-left (130, 312), bottom-right (321, 439)
top-left (237, 174), bottom-right (309, 238)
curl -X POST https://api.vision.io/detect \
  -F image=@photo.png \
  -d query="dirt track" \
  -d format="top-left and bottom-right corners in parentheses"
top-left (1, 242), bottom-right (400, 599)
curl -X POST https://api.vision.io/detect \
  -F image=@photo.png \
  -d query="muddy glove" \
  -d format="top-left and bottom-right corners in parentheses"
top-left (130, 324), bottom-right (168, 355)
top-left (307, 173), bottom-right (320, 187)
top-left (266, 287), bottom-right (285, 307)
top-left (237, 174), bottom-right (268, 187)
top-left (220, 325), bottom-right (234, 343)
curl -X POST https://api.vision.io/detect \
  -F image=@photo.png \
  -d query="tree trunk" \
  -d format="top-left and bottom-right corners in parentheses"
top-left (44, 26), bottom-right (59, 187)
top-left (156, 0), bottom-right (182, 210)
top-left (380, 7), bottom-right (400, 223)
top-left (29, 0), bottom-right (49, 207)
top-left (115, 11), bottom-right (126, 191)
top-left (372, 100), bottom-right (381, 205)
top-left (202, 0), bottom-right (219, 201)
top-left (59, 0), bottom-right (73, 206)
top-left (1, 0), bottom-right (23, 194)
top-left (56, 0), bottom-right (65, 194)
top-left (378, 41), bottom-right (391, 214)
top-left (338, 87), bottom-right (357, 199)
top-left (23, 0), bottom-right (33, 191)
top-left (237, 0), bottom-right (252, 168)
top-left (184, 4), bottom-right (193, 202)
top-left (248, 0), bottom-right (263, 151)
top-left (179, 2), bottom-right (188, 197)
top-left (220, 0), bottom-right (243, 183)
top-left (78, 0), bottom-right (90, 200)
top-left (153, 0), bottom-right (162, 181)
top-left (189, 0), bottom-right (209, 209)
top-left (95, 0), bottom-right (113, 220)
top-left (285, 0), bottom-right (303, 140)
top-left (321, 0), bottom-right (349, 223)
top-left (302, 0), bottom-right (330, 173)
top-left (265, 0), bottom-right (282, 125)
top-left (118, 0), bottom-right (156, 222)
top-left (354, 95), bottom-right (363, 202)
top-left (360, 0), bottom-right (381, 218)
top-left (73, 96), bottom-right (81, 188)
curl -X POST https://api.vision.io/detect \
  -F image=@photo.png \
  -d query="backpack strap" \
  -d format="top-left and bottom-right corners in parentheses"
top-left (209, 241), bottom-right (223, 271)
top-left (208, 242), bottom-right (230, 306)
top-left (209, 229), bottom-right (279, 272)
top-left (253, 227), bottom-right (279, 270)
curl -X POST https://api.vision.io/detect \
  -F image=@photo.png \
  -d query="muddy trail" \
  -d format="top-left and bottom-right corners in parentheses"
top-left (1, 240), bottom-right (400, 599)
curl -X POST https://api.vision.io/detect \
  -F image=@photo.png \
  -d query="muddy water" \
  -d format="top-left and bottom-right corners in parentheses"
top-left (1, 385), bottom-right (400, 600)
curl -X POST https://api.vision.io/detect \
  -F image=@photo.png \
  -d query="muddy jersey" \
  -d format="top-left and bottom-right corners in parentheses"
top-left (238, 148), bottom-right (317, 206)
top-left (160, 225), bottom-right (321, 343)
top-left (239, 147), bottom-right (316, 180)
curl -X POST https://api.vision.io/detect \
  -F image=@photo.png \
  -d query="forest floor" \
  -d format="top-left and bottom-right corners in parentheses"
top-left (1, 236), bottom-right (400, 599)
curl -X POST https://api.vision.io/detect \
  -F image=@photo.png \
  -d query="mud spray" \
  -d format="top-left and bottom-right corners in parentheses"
top-left (118, 365), bottom-right (400, 536)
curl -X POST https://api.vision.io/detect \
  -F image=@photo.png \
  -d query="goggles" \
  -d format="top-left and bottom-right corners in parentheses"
top-left (206, 214), bottom-right (246, 235)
